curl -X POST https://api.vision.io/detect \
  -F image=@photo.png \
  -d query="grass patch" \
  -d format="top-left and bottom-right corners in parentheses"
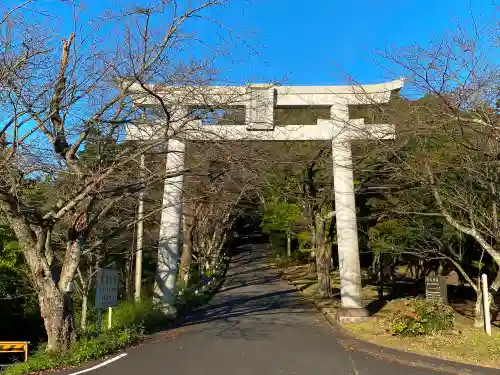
top-left (2, 300), bottom-right (168, 375)
top-left (347, 320), bottom-right (500, 368)
top-left (104, 299), bottom-right (167, 333)
top-left (344, 299), bottom-right (500, 369)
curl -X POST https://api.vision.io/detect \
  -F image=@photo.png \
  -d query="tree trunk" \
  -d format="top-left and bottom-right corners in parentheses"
top-left (38, 284), bottom-right (76, 351)
top-left (390, 256), bottom-right (397, 293)
top-left (474, 290), bottom-right (484, 328)
top-left (375, 254), bottom-right (384, 299)
top-left (316, 250), bottom-right (332, 298)
top-left (14, 227), bottom-right (77, 351)
top-left (309, 253), bottom-right (317, 274)
top-left (315, 215), bottom-right (331, 298)
top-left (125, 255), bottom-right (134, 301)
top-left (490, 269), bottom-right (500, 321)
top-left (179, 224), bottom-right (194, 284)
top-left (286, 233), bottom-right (292, 258)
top-left (80, 292), bottom-right (88, 331)
top-left (446, 258), bottom-right (483, 327)
top-left (6, 211), bottom-right (81, 352)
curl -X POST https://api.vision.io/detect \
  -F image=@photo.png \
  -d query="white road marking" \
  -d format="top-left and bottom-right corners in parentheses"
top-left (69, 353), bottom-right (128, 375)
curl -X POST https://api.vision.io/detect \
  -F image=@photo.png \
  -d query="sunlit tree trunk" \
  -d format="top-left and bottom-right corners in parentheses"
top-left (315, 213), bottom-right (332, 298)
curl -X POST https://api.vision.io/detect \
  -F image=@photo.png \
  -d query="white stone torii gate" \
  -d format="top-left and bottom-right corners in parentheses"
top-left (125, 79), bottom-right (404, 320)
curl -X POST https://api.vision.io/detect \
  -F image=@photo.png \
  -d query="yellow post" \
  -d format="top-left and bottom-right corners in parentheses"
top-left (108, 307), bottom-right (113, 330)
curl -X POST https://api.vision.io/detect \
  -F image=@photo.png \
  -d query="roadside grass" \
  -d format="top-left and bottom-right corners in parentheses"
top-left (278, 261), bottom-right (500, 369)
top-left (2, 300), bottom-right (168, 375)
top-left (344, 302), bottom-right (500, 368)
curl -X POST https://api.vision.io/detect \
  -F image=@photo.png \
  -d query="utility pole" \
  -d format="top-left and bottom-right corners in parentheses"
top-left (134, 153), bottom-right (145, 301)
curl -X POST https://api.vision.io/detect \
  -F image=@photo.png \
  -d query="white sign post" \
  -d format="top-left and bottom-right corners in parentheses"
top-left (95, 268), bottom-right (119, 334)
top-left (482, 273), bottom-right (491, 336)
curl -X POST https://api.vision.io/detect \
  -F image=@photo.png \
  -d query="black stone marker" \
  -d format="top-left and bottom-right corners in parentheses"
top-left (425, 275), bottom-right (448, 304)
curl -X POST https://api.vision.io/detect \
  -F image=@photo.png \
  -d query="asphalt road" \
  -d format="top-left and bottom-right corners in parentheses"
top-left (66, 239), bottom-right (493, 375)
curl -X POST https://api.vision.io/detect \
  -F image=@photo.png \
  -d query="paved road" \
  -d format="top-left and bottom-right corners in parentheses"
top-left (72, 240), bottom-right (490, 375)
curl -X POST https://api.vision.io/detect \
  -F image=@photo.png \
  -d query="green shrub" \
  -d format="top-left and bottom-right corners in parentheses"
top-left (3, 300), bottom-right (166, 375)
top-left (2, 351), bottom-right (57, 375)
top-left (290, 247), bottom-right (309, 264)
top-left (69, 326), bottom-right (140, 364)
top-left (107, 300), bottom-right (166, 332)
top-left (269, 233), bottom-right (287, 254)
top-left (390, 298), bottom-right (454, 336)
top-left (2, 326), bottom-right (141, 375)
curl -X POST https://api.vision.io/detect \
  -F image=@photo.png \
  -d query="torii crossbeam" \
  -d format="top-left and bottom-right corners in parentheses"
top-left (125, 79), bottom-right (404, 321)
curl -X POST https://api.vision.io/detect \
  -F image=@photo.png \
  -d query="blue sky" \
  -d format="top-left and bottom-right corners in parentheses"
top-left (0, 0), bottom-right (497, 165)
top-left (8, 0), bottom-right (497, 87)
top-left (198, 0), bottom-right (499, 85)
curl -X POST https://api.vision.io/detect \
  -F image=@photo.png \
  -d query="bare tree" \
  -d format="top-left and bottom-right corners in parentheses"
top-left (362, 13), bottom-right (499, 325)
top-left (0, 0), bottom-right (248, 351)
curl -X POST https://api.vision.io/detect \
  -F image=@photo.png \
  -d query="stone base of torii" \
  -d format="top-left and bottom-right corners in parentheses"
top-left (124, 79), bottom-right (404, 321)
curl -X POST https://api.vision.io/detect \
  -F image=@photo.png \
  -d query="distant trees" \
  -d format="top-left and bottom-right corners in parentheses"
top-left (260, 175), bottom-right (302, 258)
top-left (257, 140), bottom-right (336, 298)
top-left (180, 141), bottom-right (256, 284)
top-left (0, 219), bottom-right (41, 340)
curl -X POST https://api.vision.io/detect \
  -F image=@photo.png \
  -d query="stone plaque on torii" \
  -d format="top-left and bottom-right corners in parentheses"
top-left (124, 79), bottom-right (404, 321)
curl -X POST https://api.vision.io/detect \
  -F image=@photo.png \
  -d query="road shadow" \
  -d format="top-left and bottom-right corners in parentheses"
top-left (220, 274), bottom-right (283, 293)
top-left (150, 230), bottom-right (324, 341)
top-left (171, 257), bottom-right (318, 337)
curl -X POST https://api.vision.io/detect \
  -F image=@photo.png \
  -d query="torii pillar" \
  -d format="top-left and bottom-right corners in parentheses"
top-left (331, 101), bottom-right (367, 320)
top-left (154, 137), bottom-right (185, 315)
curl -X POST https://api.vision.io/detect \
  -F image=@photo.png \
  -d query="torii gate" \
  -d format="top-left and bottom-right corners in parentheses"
top-left (125, 79), bottom-right (404, 321)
